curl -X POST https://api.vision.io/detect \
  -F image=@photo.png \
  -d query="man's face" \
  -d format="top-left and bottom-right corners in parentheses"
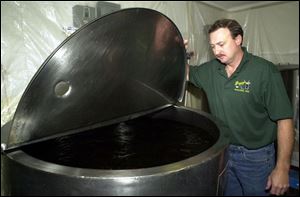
top-left (209, 28), bottom-right (241, 65)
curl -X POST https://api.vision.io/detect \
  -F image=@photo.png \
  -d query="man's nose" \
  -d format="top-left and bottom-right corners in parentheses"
top-left (214, 46), bottom-right (221, 55)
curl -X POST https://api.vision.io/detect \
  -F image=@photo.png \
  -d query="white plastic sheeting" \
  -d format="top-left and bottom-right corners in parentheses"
top-left (1, 1), bottom-right (299, 126)
top-left (228, 2), bottom-right (299, 65)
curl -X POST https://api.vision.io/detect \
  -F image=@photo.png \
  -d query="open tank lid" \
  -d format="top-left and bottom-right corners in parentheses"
top-left (5, 8), bottom-right (187, 151)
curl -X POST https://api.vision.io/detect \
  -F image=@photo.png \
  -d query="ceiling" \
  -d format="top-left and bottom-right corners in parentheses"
top-left (200, 1), bottom-right (286, 12)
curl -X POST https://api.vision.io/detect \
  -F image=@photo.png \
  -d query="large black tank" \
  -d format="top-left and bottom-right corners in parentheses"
top-left (1, 8), bottom-right (229, 196)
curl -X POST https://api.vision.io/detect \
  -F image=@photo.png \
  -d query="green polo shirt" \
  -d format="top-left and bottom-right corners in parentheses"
top-left (189, 47), bottom-right (293, 149)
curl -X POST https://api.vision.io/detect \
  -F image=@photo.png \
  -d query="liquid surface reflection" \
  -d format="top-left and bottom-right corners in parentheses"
top-left (22, 116), bottom-right (216, 169)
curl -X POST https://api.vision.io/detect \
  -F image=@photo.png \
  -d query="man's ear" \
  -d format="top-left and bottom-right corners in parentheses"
top-left (235, 35), bottom-right (243, 46)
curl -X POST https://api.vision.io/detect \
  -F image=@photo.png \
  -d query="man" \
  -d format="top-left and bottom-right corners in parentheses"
top-left (186, 19), bottom-right (294, 196)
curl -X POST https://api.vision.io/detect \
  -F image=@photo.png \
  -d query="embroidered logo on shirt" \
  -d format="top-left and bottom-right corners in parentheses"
top-left (234, 80), bottom-right (251, 93)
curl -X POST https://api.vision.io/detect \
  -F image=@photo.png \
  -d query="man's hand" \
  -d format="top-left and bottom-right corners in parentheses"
top-left (265, 167), bottom-right (289, 195)
top-left (184, 39), bottom-right (190, 80)
top-left (184, 39), bottom-right (188, 49)
top-left (184, 39), bottom-right (194, 60)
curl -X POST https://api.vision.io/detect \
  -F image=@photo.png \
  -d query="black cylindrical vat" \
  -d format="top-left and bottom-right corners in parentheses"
top-left (2, 106), bottom-right (229, 196)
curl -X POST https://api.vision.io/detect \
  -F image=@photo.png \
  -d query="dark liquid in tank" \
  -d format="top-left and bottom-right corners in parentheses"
top-left (22, 116), bottom-right (217, 169)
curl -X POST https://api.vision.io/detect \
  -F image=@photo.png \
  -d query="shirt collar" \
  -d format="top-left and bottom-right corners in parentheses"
top-left (235, 47), bottom-right (250, 73)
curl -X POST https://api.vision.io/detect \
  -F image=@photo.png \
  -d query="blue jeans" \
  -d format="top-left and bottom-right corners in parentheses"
top-left (223, 143), bottom-right (275, 196)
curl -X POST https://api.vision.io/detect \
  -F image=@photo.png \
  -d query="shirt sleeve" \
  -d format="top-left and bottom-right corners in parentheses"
top-left (262, 63), bottom-right (294, 121)
top-left (189, 65), bottom-right (205, 89)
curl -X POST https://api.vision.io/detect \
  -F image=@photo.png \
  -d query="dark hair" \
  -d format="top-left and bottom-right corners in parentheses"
top-left (208, 19), bottom-right (243, 45)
